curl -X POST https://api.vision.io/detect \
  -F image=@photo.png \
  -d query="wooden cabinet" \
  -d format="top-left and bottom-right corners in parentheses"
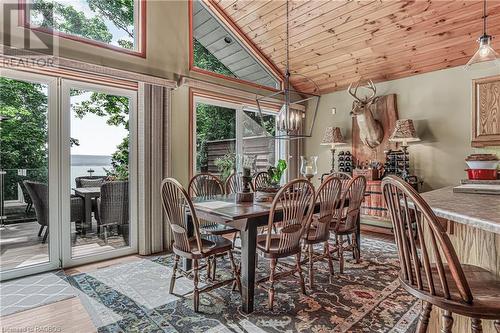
top-left (472, 75), bottom-right (500, 147)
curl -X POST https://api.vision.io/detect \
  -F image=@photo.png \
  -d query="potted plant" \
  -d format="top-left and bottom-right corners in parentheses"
top-left (255, 159), bottom-right (287, 201)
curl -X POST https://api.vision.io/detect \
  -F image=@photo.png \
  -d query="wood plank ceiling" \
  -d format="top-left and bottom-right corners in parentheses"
top-left (211, 0), bottom-right (500, 94)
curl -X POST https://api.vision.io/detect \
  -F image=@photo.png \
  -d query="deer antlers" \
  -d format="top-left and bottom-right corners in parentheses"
top-left (348, 79), bottom-right (377, 103)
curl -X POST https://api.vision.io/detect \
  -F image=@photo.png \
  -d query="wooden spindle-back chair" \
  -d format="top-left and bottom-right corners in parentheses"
top-left (256, 179), bottom-right (315, 309)
top-left (303, 175), bottom-right (342, 288)
top-left (253, 171), bottom-right (270, 190)
top-left (160, 178), bottom-right (240, 312)
top-left (382, 175), bottom-right (500, 333)
top-left (330, 175), bottom-right (366, 273)
top-left (188, 173), bottom-right (239, 279)
top-left (225, 171), bottom-right (254, 194)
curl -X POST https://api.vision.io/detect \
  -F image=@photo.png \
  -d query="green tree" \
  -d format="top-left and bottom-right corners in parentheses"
top-left (196, 104), bottom-right (235, 170)
top-left (0, 78), bottom-right (48, 199)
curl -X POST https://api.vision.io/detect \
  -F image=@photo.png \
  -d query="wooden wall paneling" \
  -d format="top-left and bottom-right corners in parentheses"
top-left (212, 0), bottom-right (500, 93)
top-left (472, 75), bottom-right (500, 147)
top-left (271, 0), bottom-right (476, 64)
top-left (290, 1), bottom-right (487, 76)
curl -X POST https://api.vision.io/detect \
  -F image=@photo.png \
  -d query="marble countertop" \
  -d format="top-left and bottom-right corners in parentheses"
top-left (421, 186), bottom-right (500, 234)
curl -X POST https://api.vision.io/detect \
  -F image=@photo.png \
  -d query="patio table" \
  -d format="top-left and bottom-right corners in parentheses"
top-left (73, 187), bottom-right (101, 233)
top-left (186, 194), bottom-right (360, 314)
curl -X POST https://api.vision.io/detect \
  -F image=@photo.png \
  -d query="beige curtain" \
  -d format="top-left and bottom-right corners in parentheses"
top-left (137, 83), bottom-right (172, 255)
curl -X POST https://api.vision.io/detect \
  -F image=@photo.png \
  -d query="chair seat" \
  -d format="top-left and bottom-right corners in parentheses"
top-left (174, 234), bottom-right (233, 259)
top-left (200, 223), bottom-right (238, 236)
top-left (401, 264), bottom-right (500, 320)
top-left (256, 234), bottom-right (300, 258)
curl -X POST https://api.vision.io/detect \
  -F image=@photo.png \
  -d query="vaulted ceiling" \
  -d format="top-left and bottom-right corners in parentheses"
top-left (211, 0), bottom-right (500, 94)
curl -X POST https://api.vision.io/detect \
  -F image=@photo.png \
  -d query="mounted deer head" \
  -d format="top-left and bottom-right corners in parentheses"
top-left (348, 79), bottom-right (384, 149)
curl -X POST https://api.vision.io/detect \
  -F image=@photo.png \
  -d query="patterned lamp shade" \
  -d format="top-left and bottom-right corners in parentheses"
top-left (389, 119), bottom-right (421, 145)
top-left (321, 127), bottom-right (346, 147)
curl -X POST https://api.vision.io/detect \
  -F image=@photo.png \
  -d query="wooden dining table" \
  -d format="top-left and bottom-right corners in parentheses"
top-left (185, 194), bottom-right (360, 314)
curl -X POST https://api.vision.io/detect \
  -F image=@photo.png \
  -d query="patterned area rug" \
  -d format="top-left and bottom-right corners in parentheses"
top-left (69, 238), bottom-right (420, 333)
top-left (0, 270), bottom-right (76, 316)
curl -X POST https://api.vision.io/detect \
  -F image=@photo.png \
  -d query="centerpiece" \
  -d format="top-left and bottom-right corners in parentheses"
top-left (255, 159), bottom-right (287, 202)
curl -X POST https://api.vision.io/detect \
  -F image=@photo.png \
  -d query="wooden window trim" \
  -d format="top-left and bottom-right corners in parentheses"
top-left (189, 0), bottom-right (283, 93)
top-left (18, 0), bottom-right (147, 58)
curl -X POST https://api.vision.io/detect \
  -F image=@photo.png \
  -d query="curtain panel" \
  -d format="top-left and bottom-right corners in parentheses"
top-left (137, 83), bottom-right (172, 255)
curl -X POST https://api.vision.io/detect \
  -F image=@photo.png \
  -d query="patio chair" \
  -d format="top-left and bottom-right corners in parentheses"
top-left (75, 176), bottom-right (107, 188)
top-left (23, 181), bottom-right (84, 243)
top-left (18, 180), bottom-right (33, 213)
top-left (96, 181), bottom-right (129, 244)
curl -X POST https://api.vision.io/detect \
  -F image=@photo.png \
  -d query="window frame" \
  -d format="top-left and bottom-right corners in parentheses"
top-left (189, 0), bottom-right (283, 92)
top-left (189, 88), bottom-right (283, 180)
top-left (18, 0), bottom-right (147, 58)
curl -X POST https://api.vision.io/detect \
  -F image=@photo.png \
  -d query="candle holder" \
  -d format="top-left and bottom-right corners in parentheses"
top-left (300, 156), bottom-right (318, 182)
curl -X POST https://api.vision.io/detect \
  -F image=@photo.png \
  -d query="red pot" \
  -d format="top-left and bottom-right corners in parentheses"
top-left (466, 169), bottom-right (498, 180)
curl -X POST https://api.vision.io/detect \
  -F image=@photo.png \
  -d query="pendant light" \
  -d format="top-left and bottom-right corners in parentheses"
top-left (465, 0), bottom-right (499, 69)
top-left (256, 0), bottom-right (321, 140)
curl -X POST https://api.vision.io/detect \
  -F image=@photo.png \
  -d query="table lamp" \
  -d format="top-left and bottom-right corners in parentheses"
top-left (389, 119), bottom-right (421, 179)
top-left (320, 127), bottom-right (346, 173)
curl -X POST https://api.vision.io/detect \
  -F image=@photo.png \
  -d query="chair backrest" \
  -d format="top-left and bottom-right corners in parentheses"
top-left (264, 179), bottom-right (315, 253)
top-left (99, 181), bottom-right (129, 225)
top-left (161, 178), bottom-right (203, 254)
top-left (225, 172), bottom-right (254, 194)
top-left (75, 176), bottom-right (106, 188)
top-left (253, 171), bottom-right (269, 190)
top-left (382, 175), bottom-right (472, 303)
top-left (188, 173), bottom-right (224, 198)
top-left (306, 176), bottom-right (342, 241)
top-left (322, 171), bottom-right (352, 187)
top-left (23, 181), bottom-right (48, 227)
top-left (333, 175), bottom-right (366, 232)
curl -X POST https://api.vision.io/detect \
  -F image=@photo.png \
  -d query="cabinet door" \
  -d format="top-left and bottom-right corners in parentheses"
top-left (472, 75), bottom-right (500, 147)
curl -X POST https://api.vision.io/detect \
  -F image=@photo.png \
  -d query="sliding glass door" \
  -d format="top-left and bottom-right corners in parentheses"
top-left (0, 70), bottom-right (138, 281)
top-left (0, 69), bottom-right (59, 281)
top-left (61, 80), bottom-right (137, 267)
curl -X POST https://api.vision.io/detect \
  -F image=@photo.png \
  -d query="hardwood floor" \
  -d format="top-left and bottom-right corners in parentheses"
top-left (0, 297), bottom-right (96, 333)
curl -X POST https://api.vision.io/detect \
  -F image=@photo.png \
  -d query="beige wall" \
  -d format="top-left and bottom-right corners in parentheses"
top-left (305, 65), bottom-right (500, 191)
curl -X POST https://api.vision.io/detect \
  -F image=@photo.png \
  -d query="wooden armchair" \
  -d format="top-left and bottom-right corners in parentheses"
top-left (225, 172), bottom-right (254, 194)
top-left (382, 175), bottom-right (500, 333)
top-left (256, 179), bottom-right (315, 310)
top-left (160, 178), bottom-right (241, 312)
top-left (303, 175), bottom-right (342, 288)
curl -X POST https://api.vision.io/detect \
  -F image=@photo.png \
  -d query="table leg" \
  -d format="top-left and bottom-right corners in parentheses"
top-left (84, 195), bottom-right (92, 235)
top-left (240, 221), bottom-right (257, 314)
top-left (182, 212), bottom-right (194, 271)
top-left (356, 213), bottom-right (361, 259)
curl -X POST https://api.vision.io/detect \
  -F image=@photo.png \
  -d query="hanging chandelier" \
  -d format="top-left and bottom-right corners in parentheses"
top-left (465, 0), bottom-right (499, 69)
top-left (256, 0), bottom-right (321, 140)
